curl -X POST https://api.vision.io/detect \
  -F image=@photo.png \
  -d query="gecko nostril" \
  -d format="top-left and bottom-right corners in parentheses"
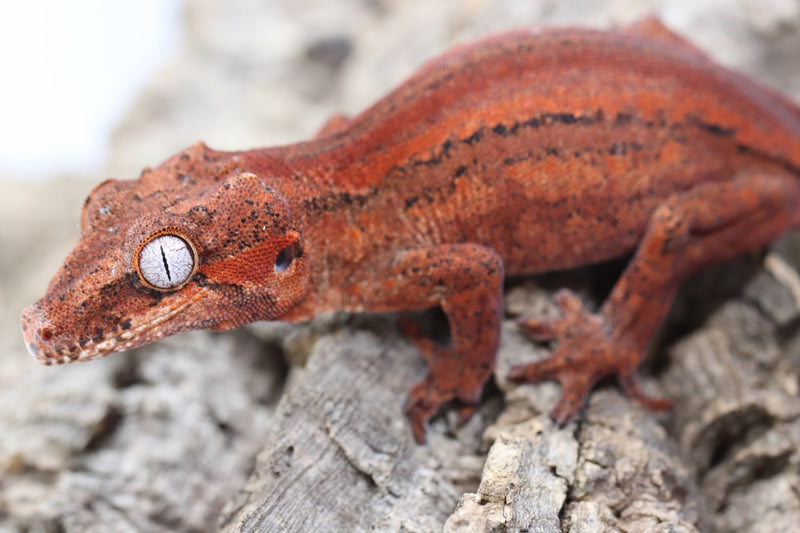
top-left (40, 325), bottom-right (56, 342)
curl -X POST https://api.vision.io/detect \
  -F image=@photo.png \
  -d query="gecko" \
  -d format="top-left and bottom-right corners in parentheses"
top-left (21, 19), bottom-right (800, 443)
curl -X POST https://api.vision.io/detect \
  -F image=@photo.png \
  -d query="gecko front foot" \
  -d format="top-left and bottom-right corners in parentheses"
top-left (508, 288), bottom-right (672, 425)
top-left (405, 376), bottom-right (480, 443)
top-left (401, 316), bottom-right (485, 443)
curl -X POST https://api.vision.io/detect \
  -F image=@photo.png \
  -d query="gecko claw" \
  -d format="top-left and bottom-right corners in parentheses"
top-left (455, 402), bottom-right (478, 426)
top-left (405, 378), bottom-right (439, 444)
top-left (618, 373), bottom-right (673, 412)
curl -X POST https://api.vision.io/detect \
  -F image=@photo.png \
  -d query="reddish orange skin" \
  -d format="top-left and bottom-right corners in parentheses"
top-left (21, 20), bottom-right (800, 442)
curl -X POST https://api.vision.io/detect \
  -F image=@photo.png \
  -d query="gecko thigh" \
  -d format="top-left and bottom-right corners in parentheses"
top-left (601, 170), bottom-right (800, 348)
top-left (646, 171), bottom-right (800, 284)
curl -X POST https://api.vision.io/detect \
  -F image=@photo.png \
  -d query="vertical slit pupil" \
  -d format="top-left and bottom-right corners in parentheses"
top-left (160, 245), bottom-right (172, 282)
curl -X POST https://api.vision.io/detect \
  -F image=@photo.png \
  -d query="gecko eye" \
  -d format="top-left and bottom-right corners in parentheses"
top-left (137, 234), bottom-right (197, 290)
top-left (274, 241), bottom-right (301, 273)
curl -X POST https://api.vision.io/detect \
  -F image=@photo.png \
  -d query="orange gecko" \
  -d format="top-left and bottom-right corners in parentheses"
top-left (22, 19), bottom-right (800, 442)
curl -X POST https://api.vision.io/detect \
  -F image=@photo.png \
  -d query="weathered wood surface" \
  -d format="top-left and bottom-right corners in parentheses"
top-left (3, 1), bottom-right (800, 532)
top-left (223, 246), bottom-right (800, 532)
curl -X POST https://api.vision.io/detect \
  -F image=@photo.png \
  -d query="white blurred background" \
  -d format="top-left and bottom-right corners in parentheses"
top-left (0, 0), bottom-right (182, 179)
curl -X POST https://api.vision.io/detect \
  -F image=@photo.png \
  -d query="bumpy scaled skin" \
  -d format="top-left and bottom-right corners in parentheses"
top-left (22, 19), bottom-right (800, 442)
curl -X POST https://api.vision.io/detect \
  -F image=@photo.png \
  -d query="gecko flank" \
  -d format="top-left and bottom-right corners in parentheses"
top-left (22, 19), bottom-right (800, 442)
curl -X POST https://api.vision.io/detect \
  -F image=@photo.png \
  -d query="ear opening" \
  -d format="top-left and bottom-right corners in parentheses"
top-left (274, 231), bottom-right (303, 274)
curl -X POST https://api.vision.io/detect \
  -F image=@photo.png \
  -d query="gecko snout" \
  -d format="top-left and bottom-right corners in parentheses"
top-left (21, 298), bottom-right (154, 364)
top-left (20, 304), bottom-right (64, 363)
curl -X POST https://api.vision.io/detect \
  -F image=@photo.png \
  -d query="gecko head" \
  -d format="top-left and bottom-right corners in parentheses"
top-left (21, 143), bottom-right (310, 365)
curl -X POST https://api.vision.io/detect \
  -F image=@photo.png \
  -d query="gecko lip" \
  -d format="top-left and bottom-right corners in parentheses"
top-left (20, 293), bottom-right (200, 365)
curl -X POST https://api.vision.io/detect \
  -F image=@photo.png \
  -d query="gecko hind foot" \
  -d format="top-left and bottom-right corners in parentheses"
top-left (518, 288), bottom-right (588, 341)
top-left (508, 288), bottom-right (672, 425)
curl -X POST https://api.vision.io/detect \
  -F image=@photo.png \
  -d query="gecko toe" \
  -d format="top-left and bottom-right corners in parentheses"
top-left (552, 288), bottom-right (585, 314)
top-left (518, 317), bottom-right (561, 341)
top-left (618, 373), bottom-right (673, 412)
top-left (508, 353), bottom-right (564, 382)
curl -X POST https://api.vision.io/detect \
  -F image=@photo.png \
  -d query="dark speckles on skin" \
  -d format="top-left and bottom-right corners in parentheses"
top-left (412, 110), bottom-right (609, 171)
top-left (99, 277), bottom-right (132, 300)
top-left (613, 112), bottom-right (634, 128)
top-left (135, 283), bottom-right (169, 302)
top-left (441, 139), bottom-right (453, 156)
top-left (193, 272), bottom-right (211, 287)
top-left (189, 205), bottom-right (213, 219)
top-left (492, 124), bottom-right (508, 137)
top-left (608, 143), bottom-right (627, 156)
top-left (462, 131), bottom-right (483, 145)
top-left (422, 71), bottom-right (456, 94)
top-left (301, 187), bottom-right (378, 213)
top-left (691, 118), bottom-right (737, 137)
top-left (736, 144), bottom-right (800, 175)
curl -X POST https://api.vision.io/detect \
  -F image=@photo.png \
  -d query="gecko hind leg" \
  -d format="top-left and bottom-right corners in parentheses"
top-left (509, 170), bottom-right (800, 425)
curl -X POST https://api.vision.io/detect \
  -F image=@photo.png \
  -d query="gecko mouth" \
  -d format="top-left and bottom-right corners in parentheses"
top-left (21, 293), bottom-right (200, 365)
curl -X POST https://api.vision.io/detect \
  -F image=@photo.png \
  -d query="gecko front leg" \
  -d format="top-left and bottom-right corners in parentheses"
top-left (509, 171), bottom-right (800, 424)
top-left (364, 244), bottom-right (504, 443)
